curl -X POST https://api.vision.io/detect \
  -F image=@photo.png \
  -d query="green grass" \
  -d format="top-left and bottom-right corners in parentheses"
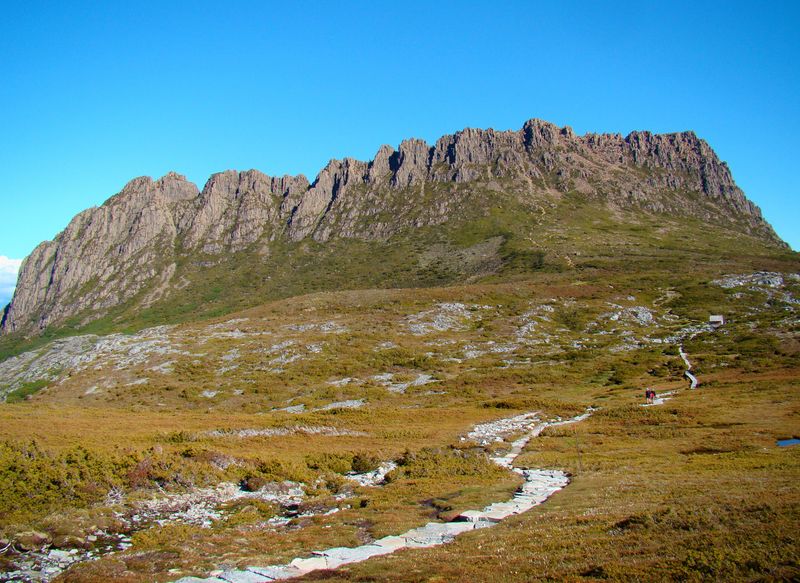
top-left (4, 380), bottom-right (49, 403)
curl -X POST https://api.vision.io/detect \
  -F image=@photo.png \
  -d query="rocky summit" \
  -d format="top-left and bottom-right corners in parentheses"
top-left (0, 119), bottom-right (786, 337)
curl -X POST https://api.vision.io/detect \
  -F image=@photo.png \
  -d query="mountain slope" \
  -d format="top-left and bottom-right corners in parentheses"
top-left (1, 119), bottom-right (786, 338)
top-left (0, 263), bottom-right (798, 581)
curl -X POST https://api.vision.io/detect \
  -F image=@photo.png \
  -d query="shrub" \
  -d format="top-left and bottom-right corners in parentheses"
top-left (0, 441), bottom-right (128, 519)
top-left (553, 305), bottom-right (587, 331)
top-left (351, 452), bottom-right (380, 473)
top-left (130, 523), bottom-right (203, 550)
top-left (394, 447), bottom-right (505, 480)
top-left (305, 452), bottom-right (354, 474)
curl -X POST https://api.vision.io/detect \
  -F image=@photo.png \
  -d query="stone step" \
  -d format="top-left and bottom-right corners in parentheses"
top-left (246, 566), bottom-right (302, 580)
top-left (313, 544), bottom-right (394, 565)
top-left (372, 535), bottom-right (408, 550)
top-left (219, 570), bottom-right (273, 583)
top-left (288, 556), bottom-right (329, 573)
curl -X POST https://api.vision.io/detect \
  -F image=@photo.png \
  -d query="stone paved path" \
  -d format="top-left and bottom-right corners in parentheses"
top-left (679, 345), bottom-right (699, 389)
top-left (175, 412), bottom-right (591, 583)
top-left (172, 344), bottom-right (700, 583)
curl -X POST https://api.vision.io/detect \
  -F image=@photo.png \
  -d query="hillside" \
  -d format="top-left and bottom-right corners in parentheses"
top-left (1, 119), bottom-right (786, 345)
top-left (0, 257), bottom-right (798, 581)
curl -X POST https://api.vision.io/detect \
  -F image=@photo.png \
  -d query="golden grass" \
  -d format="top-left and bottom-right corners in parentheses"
top-left (0, 257), bottom-right (797, 581)
top-left (0, 405), bottom-right (517, 458)
top-left (288, 369), bottom-right (800, 582)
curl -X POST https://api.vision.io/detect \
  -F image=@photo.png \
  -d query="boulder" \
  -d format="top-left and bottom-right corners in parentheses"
top-left (14, 530), bottom-right (51, 551)
top-left (52, 534), bottom-right (89, 549)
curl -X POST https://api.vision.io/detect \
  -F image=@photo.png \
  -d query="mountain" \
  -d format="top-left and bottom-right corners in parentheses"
top-left (0, 119), bottom-right (798, 583)
top-left (0, 119), bottom-right (786, 338)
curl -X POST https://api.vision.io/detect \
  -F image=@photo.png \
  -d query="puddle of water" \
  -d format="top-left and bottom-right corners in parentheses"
top-left (777, 438), bottom-right (800, 447)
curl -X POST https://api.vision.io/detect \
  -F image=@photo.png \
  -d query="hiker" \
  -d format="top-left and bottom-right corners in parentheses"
top-left (645, 388), bottom-right (654, 404)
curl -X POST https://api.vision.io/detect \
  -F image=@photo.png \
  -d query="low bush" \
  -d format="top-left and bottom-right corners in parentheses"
top-left (392, 447), bottom-right (505, 480)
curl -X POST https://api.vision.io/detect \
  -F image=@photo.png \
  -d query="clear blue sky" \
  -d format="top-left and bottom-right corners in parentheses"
top-left (1, 1), bottom-right (798, 303)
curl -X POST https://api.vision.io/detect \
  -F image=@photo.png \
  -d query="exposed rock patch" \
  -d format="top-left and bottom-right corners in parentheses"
top-left (205, 426), bottom-right (368, 439)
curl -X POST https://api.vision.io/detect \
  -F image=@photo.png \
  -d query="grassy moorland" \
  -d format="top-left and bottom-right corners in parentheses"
top-left (0, 219), bottom-right (797, 581)
top-left (298, 370), bottom-right (799, 582)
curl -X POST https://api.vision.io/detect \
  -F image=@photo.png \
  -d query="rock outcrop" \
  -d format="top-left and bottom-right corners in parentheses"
top-left (4, 173), bottom-right (198, 333)
top-left (1, 119), bottom-right (785, 336)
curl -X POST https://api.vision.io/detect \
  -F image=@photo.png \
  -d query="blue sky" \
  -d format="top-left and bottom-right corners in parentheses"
top-left (1, 1), bottom-right (798, 304)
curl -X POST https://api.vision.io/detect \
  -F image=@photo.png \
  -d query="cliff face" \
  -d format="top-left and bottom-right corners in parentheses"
top-left (1, 119), bottom-right (784, 335)
top-left (5, 174), bottom-right (199, 333)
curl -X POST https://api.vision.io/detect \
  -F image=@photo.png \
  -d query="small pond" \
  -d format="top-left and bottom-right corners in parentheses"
top-left (776, 438), bottom-right (800, 447)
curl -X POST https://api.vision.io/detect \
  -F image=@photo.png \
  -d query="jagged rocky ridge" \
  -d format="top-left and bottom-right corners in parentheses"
top-left (1, 119), bottom-right (785, 335)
